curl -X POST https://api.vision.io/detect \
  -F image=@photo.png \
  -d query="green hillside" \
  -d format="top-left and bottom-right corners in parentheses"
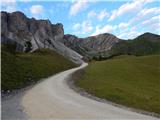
top-left (1, 45), bottom-right (77, 91)
top-left (111, 38), bottom-right (160, 55)
top-left (94, 33), bottom-right (160, 60)
top-left (75, 55), bottom-right (160, 114)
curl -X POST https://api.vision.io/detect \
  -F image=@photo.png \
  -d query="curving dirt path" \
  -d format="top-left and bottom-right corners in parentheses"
top-left (22, 63), bottom-right (158, 120)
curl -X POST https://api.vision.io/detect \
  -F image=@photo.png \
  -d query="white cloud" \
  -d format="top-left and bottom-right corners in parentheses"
top-left (97, 10), bottom-right (109, 21)
top-left (1, 0), bottom-right (15, 5)
top-left (140, 7), bottom-right (160, 16)
top-left (69, 0), bottom-right (88, 16)
top-left (108, 0), bottom-right (154, 21)
top-left (30, 5), bottom-right (44, 16)
top-left (73, 20), bottom-right (93, 34)
top-left (118, 22), bottom-right (129, 29)
top-left (142, 15), bottom-right (160, 26)
top-left (137, 15), bottom-right (160, 34)
top-left (118, 30), bottom-right (141, 39)
top-left (88, 9), bottom-right (109, 21)
top-left (117, 7), bottom-right (160, 35)
top-left (88, 10), bottom-right (97, 18)
top-left (1, 0), bottom-right (16, 12)
top-left (20, 0), bottom-right (31, 2)
top-left (91, 25), bottom-right (117, 36)
top-left (117, 13), bottom-right (160, 39)
top-left (148, 23), bottom-right (160, 33)
top-left (73, 23), bottom-right (81, 30)
top-left (118, 26), bottom-right (142, 39)
top-left (130, 7), bottom-right (160, 24)
top-left (82, 21), bottom-right (93, 33)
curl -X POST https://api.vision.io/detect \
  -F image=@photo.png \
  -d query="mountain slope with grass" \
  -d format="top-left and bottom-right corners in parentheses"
top-left (75, 55), bottom-right (160, 114)
top-left (62, 33), bottom-right (160, 61)
top-left (1, 45), bottom-right (77, 91)
top-left (96, 33), bottom-right (160, 60)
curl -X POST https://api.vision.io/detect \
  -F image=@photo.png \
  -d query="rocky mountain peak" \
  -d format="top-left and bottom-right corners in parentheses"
top-left (1, 11), bottom-right (83, 64)
top-left (61, 32), bottom-right (121, 60)
top-left (135, 32), bottom-right (160, 42)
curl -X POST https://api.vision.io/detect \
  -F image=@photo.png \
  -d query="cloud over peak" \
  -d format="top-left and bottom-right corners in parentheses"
top-left (73, 20), bottom-right (93, 34)
top-left (108, 0), bottom-right (154, 21)
top-left (30, 5), bottom-right (44, 16)
top-left (1, 0), bottom-right (16, 12)
top-left (69, 0), bottom-right (88, 16)
top-left (88, 9), bottom-right (109, 21)
top-left (91, 25), bottom-right (117, 36)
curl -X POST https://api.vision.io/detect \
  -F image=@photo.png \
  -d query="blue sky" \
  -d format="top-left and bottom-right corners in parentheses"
top-left (1, 0), bottom-right (160, 39)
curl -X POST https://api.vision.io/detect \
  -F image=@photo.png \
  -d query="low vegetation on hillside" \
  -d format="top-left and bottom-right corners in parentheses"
top-left (1, 44), bottom-right (77, 91)
top-left (93, 33), bottom-right (160, 60)
top-left (75, 55), bottom-right (160, 114)
top-left (110, 38), bottom-right (160, 55)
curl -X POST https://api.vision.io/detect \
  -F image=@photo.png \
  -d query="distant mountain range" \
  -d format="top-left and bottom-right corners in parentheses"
top-left (96, 32), bottom-right (160, 60)
top-left (1, 11), bottom-right (160, 62)
top-left (62, 33), bottom-right (120, 59)
top-left (62, 32), bottom-right (160, 60)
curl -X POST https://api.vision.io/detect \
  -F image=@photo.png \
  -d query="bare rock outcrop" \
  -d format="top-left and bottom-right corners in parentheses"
top-left (62, 33), bottom-right (121, 59)
top-left (1, 11), bottom-right (83, 64)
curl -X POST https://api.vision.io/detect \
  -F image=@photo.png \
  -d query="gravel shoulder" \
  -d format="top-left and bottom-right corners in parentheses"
top-left (2, 89), bottom-right (28, 120)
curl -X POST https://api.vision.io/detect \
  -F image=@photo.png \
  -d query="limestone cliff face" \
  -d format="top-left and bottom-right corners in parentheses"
top-left (1, 11), bottom-right (83, 64)
top-left (62, 33), bottom-right (121, 59)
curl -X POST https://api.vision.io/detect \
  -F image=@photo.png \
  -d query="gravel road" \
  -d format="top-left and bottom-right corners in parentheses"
top-left (21, 63), bottom-right (158, 120)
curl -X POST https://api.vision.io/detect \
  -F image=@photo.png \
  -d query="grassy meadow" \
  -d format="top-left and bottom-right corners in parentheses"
top-left (1, 47), bottom-right (77, 91)
top-left (75, 55), bottom-right (160, 114)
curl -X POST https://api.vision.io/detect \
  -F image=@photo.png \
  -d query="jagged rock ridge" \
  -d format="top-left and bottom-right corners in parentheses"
top-left (1, 11), bottom-right (83, 64)
top-left (62, 33), bottom-right (121, 59)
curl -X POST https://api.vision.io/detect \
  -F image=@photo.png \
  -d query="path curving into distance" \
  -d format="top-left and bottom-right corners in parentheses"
top-left (22, 62), bottom-right (158, 120)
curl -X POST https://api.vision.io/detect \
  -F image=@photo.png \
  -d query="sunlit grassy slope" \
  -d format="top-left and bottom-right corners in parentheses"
top-left (2, 47), bottom-right (77, 90)
top-left (75, 55), bottom-right (160, 114)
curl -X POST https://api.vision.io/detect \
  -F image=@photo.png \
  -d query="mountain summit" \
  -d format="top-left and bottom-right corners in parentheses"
top-left (1, 11), bottom-right (83, 64)
top-left (62, 33), bottom-right (121, 59)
